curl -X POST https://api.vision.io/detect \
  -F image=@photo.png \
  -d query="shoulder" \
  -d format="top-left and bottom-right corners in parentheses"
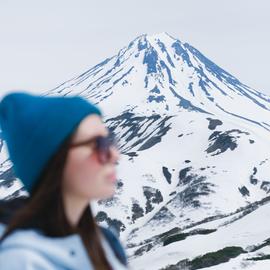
top-left (0, 228), bottom-right (84, 269)
top-left (0, 230), bottom-right (56, 269)
top-left (0, 246), bottom-right (55, 269)
top-left (99, 225), bottom-right (128, 266)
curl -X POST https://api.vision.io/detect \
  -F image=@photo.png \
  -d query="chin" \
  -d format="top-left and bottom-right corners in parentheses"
top-left (99, 189), bottom-right (116, 200)
top-left (88, 188), bottom-right (115, 201)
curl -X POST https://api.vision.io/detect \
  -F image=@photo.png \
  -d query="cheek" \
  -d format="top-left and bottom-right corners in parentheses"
top-left (63, 151), bottom-right (106, 197)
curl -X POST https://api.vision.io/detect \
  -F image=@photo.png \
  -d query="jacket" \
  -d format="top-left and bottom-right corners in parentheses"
top-left (0, 223), bottom-right (129, 269)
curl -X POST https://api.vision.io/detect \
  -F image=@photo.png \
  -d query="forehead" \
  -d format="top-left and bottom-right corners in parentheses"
top-left (72, 114), bottom-right (108, 142)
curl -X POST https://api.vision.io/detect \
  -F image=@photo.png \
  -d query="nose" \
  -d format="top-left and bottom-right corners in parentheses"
top-left (110, 146), bottom-right (120, 164)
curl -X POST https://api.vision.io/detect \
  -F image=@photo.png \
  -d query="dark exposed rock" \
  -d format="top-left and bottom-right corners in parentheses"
top-left (147, 206), bottom-right (175, 224)
top-left (207, 132), bottom-right (236, 155)
top-left (97, 196), bottom-right (119, 207)
top-left (105, 112), bottom-right (174, 153)
top-left (250, 167), bottom-right (258, 185)
top-left (206, 129), bottom-right (249, 156)
top-left (178, 167), bottom-right (192, 186)
top-left (249, 238), bottom-right (270, 253)
top-left (130, 196), bottom-right (270, 262)
top-left (261, 181), bottom-right (270, 193)
top-left (175, 179), bottom-right (212, 208)
top-left (247, 254), bottom-right (270, 261)
top-left (0, 167), bottom-right (17, 188)
top-left (143, 186), bottom-right (163, 213)
top-left (131, 202), bottom-right (144, 222)
top-left (163, 229), bottom-right (216, 246)
top-left (206, 118), bottom-right (223, 130)
top-left (133, 243), bottom-right (153, 257)
top-left (138, 121), bottom-right (172, 151)
top-left (160, 259), bottom-right (190, 270)
top-left (125, 152), bottom-right (138, 157)
top-left (161, 246), bottom-right (245, 269)
top-left (95, 211), bottom-right (125, 236)
top-left (114, 179), bottom-right (124, 196)
top-left (253, 167), bottom-right (258, 175)
top-left (117, 180), bottom-right (124, 188)
top-left (250, 175), bottom-right (258, 185)
top-left (138, 136), bottom-right (162, 151)
top-left (174, 167), bottom-right (214, 208)
top-left (147, 95), bottom-right (166, 103)
top-left (238, 186), bottom-right (250, 197)
top-left (259, 159), bottom-right (268, 166)
top-left (95, 211), bottom-right (107, 222)
top-left (162, 166), bottom-right (172, 184)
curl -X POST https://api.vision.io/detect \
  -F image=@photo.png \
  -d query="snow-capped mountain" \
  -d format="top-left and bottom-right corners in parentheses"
top-left (1, 32), bottom-right (270, 269)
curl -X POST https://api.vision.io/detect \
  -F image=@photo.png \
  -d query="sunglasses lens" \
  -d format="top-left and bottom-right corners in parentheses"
top-left (96, 132), bottom-right (117, 164)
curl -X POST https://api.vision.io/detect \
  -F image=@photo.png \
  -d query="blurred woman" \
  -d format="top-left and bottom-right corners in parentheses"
top-left (0, 91), bottom-right (128, 269)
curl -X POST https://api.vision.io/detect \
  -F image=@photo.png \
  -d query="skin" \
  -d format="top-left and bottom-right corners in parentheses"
top-left (62, 114), bottom-right (120, 227)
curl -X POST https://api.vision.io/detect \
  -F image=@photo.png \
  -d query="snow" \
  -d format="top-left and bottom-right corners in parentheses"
top-left (130, 202), bottom-right (270, 269)
top-left (1, 32), bottom-right (270, 269)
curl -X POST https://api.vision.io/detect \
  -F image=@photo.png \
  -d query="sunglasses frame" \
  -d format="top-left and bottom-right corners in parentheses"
top-left (69, 131), bottom-right (118, 164)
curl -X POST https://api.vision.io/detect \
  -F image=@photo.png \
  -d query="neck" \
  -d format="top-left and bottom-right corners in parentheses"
top-left (62, 192), bottom-right (89, 227)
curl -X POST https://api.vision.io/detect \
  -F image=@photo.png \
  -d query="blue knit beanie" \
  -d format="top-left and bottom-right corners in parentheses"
top-left (0, 91), bottom-right (102, 194)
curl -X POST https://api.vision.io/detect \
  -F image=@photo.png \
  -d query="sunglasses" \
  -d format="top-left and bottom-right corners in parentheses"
top-left (69, 131), bottom-right (118, 164)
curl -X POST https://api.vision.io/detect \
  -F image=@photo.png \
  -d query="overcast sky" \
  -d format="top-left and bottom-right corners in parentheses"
top-left (0, 0), bottom-right (269, 98)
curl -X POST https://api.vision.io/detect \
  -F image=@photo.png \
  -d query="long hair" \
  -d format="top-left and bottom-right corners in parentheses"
top-left (0, 131), bottom-right (113, 270)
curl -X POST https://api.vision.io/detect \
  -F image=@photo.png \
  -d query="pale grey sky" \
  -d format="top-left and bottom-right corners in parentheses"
top-left (0, 0), bottom-right (269, 98)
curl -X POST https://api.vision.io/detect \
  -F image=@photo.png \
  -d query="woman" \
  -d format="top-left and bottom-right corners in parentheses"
top-left (0, 91), bottom-right (129, 269)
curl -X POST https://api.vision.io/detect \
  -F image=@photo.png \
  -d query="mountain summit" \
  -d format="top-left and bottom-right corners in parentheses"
top-left (46, 32), bottom-right (270, 130)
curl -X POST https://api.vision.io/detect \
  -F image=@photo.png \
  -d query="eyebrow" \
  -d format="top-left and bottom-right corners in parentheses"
top-left (70, 135), bottom-right (99, 147)
top-left (70, 130), bottom-right (110, 147)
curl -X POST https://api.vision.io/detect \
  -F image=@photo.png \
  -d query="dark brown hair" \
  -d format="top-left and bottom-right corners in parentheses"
top-left (0, 131), bottom-right (113, 270)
